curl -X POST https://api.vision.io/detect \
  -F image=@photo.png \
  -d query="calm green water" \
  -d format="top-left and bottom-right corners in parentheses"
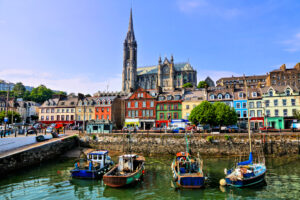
top-left (0, 155), bottom-right (300, 200)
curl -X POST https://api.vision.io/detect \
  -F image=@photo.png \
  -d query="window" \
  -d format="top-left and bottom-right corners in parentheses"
top-left (78, 116), bottom-right (80, 120)
top-left (128, 102), bottom-right (131, 108)
top-left (107, 115), bottom-right (109, 120)
top-left (286, 89), bottom-right (290, 96)
top-left (167, 113), bottom-right (171, 120)
top-left (107, 108), bottom-right (109, 112)
top-left (242, 102), bottom-right (247, 108)
top-left (252, 92), bottom-right (257, 97)
top-left (137, 93), bottom-right (140, 98)
top-left (160, 113), bottom-right (164, 119)
top-left (160, 104), bottom-right (164, 110)
top-left (236, 102), bottom-right (241, 108)
top-left (265, 100), bottom-right (269, 107)
top-left (237, 111), bottom-right (241, 118)
top-left (41, 109), bottom-right (45, 113)
top-left (225, 93), bottom-right (230, 99)
top-left (256, 101), bottom-right (262, 108)
top-left (210, 95), bottom-right (214, 100)
top-left (283, 109), bottom-right (288, 116)
top-left (61, 115), bottom-right (65, 121)
top-left (217, 94), bottom-right (222, 99)
top-left (62, 109), bottom-right (65, 113)
top-left (51, 116), bottom-right (54, 120)
top-left (250, 110), bottom-right (255, 117)
top-left (135, 102), bottom-right (138, 108)
top-left (51, 108), bottom-right (54, 113)
top-left (66, 115), bottom-right (69, 121)
top-left (141, 93), bottom-right (144, 98)
top-left (167, 95), bottom-right (172, 100)
top-left (257, 110), bottom-right (262, 117)
top-left (128, 111), bottom-right (131, 117)
top-left (174, 104), bottom-right (178, 110)
top-left (186, 105), bottom-right (190, 109)
top-left (239, 92), bottom-right (243, 98)
top-left (150, 101), bottom-right (154, 107)
top-left (174, 112), bottom-right (178, 119)
top-left (167, 104), bottom-right (171, 110)
top-left (142, 110), bottom-right (145, 117)
top-left (66, 109), bottom-right (69, 113)
top-left (291, 99), bottom-right (296, 106)
top-left (282, 99), bottom-right (287, 106)
top-left (96, 108), bottom-right (99, 112)
top-left (150, 110), bottom-right (153, 117)
top-left (146, 110), bottom-right (149, 117)
top-left (71, 109), bottom-right (74, 113)
top-left (243, 111), bottom-right (247, 118)
top-left (41, 116), bottom-right (44, 120)
top-left (101, 108), bottom-right (104, 112)
top-left (132, 111), bottom-right (135, 118)
top-left (136, 110), bottom-right (138, 117)
top-left (46, 109), bottom-right (50, 113)
top-left (96, 115), bottom-right (98, 120)
top-left (143, 101), bottom-right (146, 107)
top-left (266, 110), bottom-right (270, 116)
top-left (89, 115), bottom-right (91, 120)
top-left (274, 99), bottom-right (278, 106)
top-left (269, 89), bottom-right (273, 96)
top-left (249, 102), bottom-right (254, 108)
top-left (275, 109), bottom-right (279, 116)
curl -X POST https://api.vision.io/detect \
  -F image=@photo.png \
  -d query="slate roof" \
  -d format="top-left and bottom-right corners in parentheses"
top-left (261, 85), bottom-right (299, 93)
top-left (137, 62), bottom-right (194, 75)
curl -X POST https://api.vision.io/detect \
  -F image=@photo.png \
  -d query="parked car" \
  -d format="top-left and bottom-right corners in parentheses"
top-left (227, 125), bottom-right (239, 133)
top-left (27, 129), bottom-right (37, 135)
top-left (291, 123), bottom-right (300, 130)
top-left (173, 127), bottom-right (185, 133)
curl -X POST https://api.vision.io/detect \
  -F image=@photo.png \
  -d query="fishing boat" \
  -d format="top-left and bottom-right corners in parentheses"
top-left (171, 134), bottom-right (205, 189)
top-left (103, 154), bottom-right (145, 187)
top-left (70, 150), bottom-right (113, 179)
top-left (220, 77), bottom-right (266, 188)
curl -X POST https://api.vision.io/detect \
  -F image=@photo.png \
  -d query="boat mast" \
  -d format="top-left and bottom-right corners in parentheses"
top-left (244, 75), bottom-right (252, 153)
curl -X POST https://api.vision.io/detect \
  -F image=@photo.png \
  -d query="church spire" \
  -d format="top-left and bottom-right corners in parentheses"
top-left (126, 8), bottom-right (135, 42)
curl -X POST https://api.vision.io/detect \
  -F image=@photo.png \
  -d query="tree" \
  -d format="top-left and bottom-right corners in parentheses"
top-left (54, 91), bottom-right (67, 96)
top-left (293, 110), bottom-right (300, 120)
top-left (29, 85), bottom-right (54, 104)
top-left (85, 94), bottom-right (92, 97)
top-left (13, 82), bottom-right (26, 98)
top-left (197, 81), bottom-right (208, 88)
top-left (182, 82), bottom-right (193, 88)
top-left (189, 101), bottom-right (216, 126)
top-left (214, 102), bottom-right (238, 127)
top-left (0, 111), bottom-right (21, 124)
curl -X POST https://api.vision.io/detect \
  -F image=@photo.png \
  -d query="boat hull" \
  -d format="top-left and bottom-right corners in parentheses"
top-left (103, 165), bottom-right (144, 188)
top-left (225, 171), bottom-right (266, 187)
top-left (70, 165), bottom-right (110, 179)
top-left (174, 176), bottom-right (205, 189)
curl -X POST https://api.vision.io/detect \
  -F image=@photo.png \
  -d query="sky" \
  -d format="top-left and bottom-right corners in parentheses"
top-left (0, 0), bottom-right (300, 94)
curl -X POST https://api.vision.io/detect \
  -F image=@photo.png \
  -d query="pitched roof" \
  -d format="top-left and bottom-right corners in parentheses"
top-left (137, 62), bottom-right (195, 75)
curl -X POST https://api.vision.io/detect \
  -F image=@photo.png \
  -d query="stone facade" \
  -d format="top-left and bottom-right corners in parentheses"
top-left (216, 75), bottom-right (267, 88)
top-left (121, 9), bottom-right (197, 93)
top-left (266, 63), bottom-right (300, 87)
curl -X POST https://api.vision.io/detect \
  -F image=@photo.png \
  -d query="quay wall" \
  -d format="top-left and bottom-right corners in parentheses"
top-left (0, 136), bottom-right (78, 178)
top-left (80, 133), bottom-right (300, 157)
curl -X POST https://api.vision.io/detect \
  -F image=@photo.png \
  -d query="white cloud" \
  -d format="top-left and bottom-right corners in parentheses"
top-left (282, 32), bottom-right (300, 52)
top-left (0, 68), bottom-right (122, 94)
top-left (176, 0), bottom-right (241, 19)
top-left (197, 69), bottom-right (242, 83)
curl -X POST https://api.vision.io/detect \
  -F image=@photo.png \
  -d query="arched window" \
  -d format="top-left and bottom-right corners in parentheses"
top-left (217, 94), bottom-right (222, 99)
top-left (225, 93), bottom-right (230, 99)
top-left (210, 94), bottom-right (215, 100)
top-left (269, 89), bottom-right (273, 97)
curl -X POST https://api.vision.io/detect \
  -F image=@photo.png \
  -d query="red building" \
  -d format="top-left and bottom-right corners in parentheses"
top-left (125, 88), bottom-right (157, 130)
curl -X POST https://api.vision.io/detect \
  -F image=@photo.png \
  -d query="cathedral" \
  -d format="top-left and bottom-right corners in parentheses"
top-left (122, 9), bottom-right (197, 93)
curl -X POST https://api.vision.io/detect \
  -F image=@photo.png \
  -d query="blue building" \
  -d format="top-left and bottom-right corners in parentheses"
top-left (233, 90), bottom-right (248, 128)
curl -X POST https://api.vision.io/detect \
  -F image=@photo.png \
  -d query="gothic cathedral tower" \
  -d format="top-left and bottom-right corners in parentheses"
top-left (122, 9), bottom-right (137, 93)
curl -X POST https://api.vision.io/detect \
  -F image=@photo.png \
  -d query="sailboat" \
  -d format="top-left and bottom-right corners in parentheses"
top-left (171, 133), bottom-right (205, 189)
top-left (220, 78), bottom-right (267, 187)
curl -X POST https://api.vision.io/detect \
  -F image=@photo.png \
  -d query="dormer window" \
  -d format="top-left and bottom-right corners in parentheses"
top-left (61, 102), bottom-right (65, 105)
top-left (217, 94), bottom-right (222, 99)
top-left (167, 95), bottom-right (172, 100)
top-left (225, 93), bottom-right (230, 99)
top-left (252, 92), bottom-right (257, 97)
top-left (269, 89), bottom-right (273, 97)
top-left (174, 95), bottom-right (181, 100)
top-left (210, 94), bottom-right (215, 100)
top-left (286, 89), bottom-right (290, 96)
top-left (79, 101), bottom-right (82, 106)
top-left (239, 92), bottom-right (243, 98)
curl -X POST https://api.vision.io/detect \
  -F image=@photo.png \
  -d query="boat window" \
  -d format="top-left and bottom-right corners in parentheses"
top-left (93, 155), bottom-right (98, 160)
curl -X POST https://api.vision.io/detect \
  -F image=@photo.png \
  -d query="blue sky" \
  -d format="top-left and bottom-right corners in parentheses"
top-left (0, 0), bottom-right (300, 94)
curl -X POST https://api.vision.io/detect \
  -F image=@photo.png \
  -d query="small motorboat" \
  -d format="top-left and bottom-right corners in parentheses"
top-left (70, 150), bottom-right (113, 179)
top-left (103, 154), bottom-right (145, 187)
top-left (171, 151), bottom-right (205, 189)
top-left (223, 152), bottom-right (266, 187)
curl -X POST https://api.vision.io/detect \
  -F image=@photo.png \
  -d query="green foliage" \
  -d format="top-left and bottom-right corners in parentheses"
top-left (13, 82), bottom-right (26, 98)
top-left (92, 134), bottom-right (97, 140)
top-left (0, 111), bottom-right (21, 124)
top-left (182, 82), bottom-right (193, 88)
top-left (206, 136), bottom-right (214, 142)
top-left (29, 85), bottom-right (54, 104)
top-left (293, 110), bottom-right (300, 120)
top-left (197, 81), bottom-right (208, 88)
top-left (54, 91), bottom-right (67, 96)
top-left (85, 94), bottom-right (92, 97)
top-left (224, 134), bottom-right (232, 140)
top-left (189, 101), bottom-right (216, 126)
top-left (214, 102), bottom-right (238, 126)
top-left (189, 101), bottom-right (238, 127)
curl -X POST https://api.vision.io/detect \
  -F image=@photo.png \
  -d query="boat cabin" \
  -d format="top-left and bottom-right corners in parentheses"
top-left (118, 154), bottom-right (141, 172)
top-left (87, 150), bottom-right (110, 169)
top-left (176, 152), bottom-right (190, 160)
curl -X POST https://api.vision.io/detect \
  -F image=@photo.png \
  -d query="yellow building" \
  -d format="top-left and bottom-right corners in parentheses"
top-left (76, 97), bottom-right (96, 122)
top-left (182, 90), bottom-right (206, 120)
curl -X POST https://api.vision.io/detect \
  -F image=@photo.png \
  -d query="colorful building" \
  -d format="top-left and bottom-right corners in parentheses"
top-left (125, 88), bottom-right (157, 130)
top-left (207, 87), bottom-right (234, 108)
top-left (76, 97), bottom-right (96, 126)
top-left (156, 90), bottom-right (183, 127)
top-left (248, 88), bottom-right (264, 130)
top-left (182, 89), bottom-right (206, 120)
top-left (261, 85), bottom-right (300, 129)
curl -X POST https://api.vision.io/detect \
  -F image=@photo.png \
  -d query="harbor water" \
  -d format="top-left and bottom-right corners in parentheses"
top-left (0, 155), bottom-right (299, 199)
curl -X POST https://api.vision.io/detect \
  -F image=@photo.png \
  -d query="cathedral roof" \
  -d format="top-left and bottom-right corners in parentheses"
top-left (137, 62), bottom-right (194, 75)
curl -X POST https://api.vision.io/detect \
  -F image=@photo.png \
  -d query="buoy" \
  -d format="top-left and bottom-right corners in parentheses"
top-left (219, 179), bottom-right (227, 186)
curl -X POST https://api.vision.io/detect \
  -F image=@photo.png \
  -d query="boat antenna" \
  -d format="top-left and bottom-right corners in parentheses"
top-left (244, 74), bottom-right (252, 153)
